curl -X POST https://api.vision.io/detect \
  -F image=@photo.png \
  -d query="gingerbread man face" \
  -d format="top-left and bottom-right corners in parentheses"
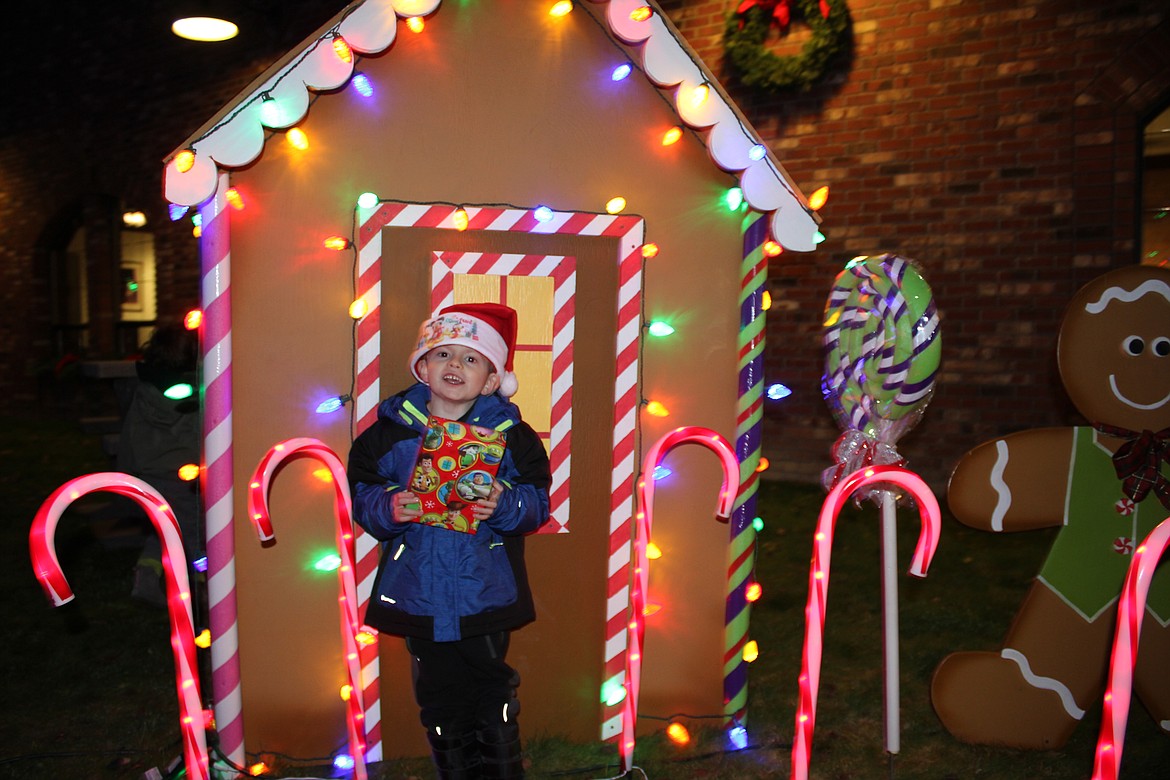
top-left (1056, 265), bottom-right (1170, 432)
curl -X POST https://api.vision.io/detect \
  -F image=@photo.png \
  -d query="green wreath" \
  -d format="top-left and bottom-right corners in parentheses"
top-left (724, 0), bottom-right (851, 93)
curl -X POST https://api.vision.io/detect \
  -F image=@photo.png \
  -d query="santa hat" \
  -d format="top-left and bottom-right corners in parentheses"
top-left (409, 302), bottom-right (519, 397)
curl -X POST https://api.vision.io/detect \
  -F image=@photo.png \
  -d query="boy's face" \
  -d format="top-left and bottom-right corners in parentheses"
top-left (416, 344), bottom-right (500, 406)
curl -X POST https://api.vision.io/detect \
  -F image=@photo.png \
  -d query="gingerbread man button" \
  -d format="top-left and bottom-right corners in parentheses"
top-left (933, 265), bottom-right (1170, 749)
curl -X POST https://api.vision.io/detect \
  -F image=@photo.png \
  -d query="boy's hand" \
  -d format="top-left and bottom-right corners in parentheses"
top-left (472, 482), bottom-right (504, 523)
top-left (393, 491), bottom-right (422, 523)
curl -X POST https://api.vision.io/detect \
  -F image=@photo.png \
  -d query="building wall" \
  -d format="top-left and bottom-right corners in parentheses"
top-left (3, 0), bottom-right (1169, 495)
top-left (659, 0), bottom-right (1170, 489)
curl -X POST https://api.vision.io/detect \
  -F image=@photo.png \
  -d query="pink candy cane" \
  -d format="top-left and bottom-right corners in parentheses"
top-left (791, 465), bottom-right (940, 780)
top-left (29, 473), bottom-right (210, 780)
top-left (247, 438), bottom-right (368, 780)
top-left (1091, 515), bottom-right (1170, 780)
top-left (621, 426), bottom-right (740, 773)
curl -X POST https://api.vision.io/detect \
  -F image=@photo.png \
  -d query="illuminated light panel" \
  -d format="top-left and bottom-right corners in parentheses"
top-left (323, 235), bottom-right (352, 251)
top-left (164, 383), bottom-right (195, 401)
top-left (172, 16), bottom-right (238, 42)
top-left (453, 207), bottom-right (469, 231)
top-left (766, 383), bottom-right (792, 400)
top-left (661, 126), bottom-right (683, 146)
top-left (549, 0), bottom-right (573, 16)
top-left (641, 242), bottom-right (659, 258)
top-left (725, 187), bottom-right (744, 211)
top-left (406, 16), bottom-right (425, 33)
top-left (224, 187), bottom-right (245, 210)
top-left (314, 553), bottom-right (342, 572)
top-left (645, 400), bottom-right (669, 417)
top-left (173, 150), bottom-right (195, 173)
top-left (332, 35), bottom-right (353, 63)
top-left (666, 722), bottom-right (691, 745)
top-left (647, 321), bottom-right (675, 337)
top-left (808, 185), bottom-right (830, 211)
top-left (605, 196), bottom-right (627, 214)
top-left (611, 63), bottom-right (633, 81)
top-left (287, 127), bottom-right (309, 150)
top-left (351, 72), bottom-right (374, 98)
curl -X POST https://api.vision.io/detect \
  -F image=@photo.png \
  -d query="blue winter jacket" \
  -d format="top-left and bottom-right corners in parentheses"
top-left (347, 383), bottom-right (551, 641)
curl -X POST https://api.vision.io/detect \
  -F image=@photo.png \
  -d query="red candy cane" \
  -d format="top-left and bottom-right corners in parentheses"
top-left (29, 473), bottom-right (210, 780)
top-left (247, 438), bottom-right (368, 780)
top-left (791, 465), bottom-right (940, 780)
top-left (621, 426), bottom-right (740, 773)
top-left (1092, 515), bottom-right (1170, 780)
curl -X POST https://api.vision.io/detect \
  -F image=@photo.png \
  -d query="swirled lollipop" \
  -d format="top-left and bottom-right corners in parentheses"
top-left (821, 254), bottom-right (941, 485)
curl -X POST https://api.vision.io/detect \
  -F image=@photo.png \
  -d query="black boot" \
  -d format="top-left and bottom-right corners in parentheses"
top-left (477, 720), bottom-right (523, 779)
top-left (428, 729), bottom-right (482, 780)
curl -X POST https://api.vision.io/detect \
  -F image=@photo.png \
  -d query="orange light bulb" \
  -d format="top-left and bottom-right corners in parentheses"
top-left (661, 126), bottom-right (683, 146)
top-left (808, 185), bottom-right (829, 211)
top-left (174, 150), bottom-right (195, 173)
top-left (406, 16), bottom-right (425, 33)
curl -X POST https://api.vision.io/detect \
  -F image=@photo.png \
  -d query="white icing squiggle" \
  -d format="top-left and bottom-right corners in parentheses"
top-left (1001, 648), bottom-right (1086, 719)
top-left (1109, 375), bottom-right (1170, 411)
top-left (990, 440), bottom-right (1011, 532)
top-left (1084, 280), bottom-right (1170, 314)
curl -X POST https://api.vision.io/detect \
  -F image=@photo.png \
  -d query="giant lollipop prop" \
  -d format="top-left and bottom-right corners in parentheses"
top-left (820, 253), bottom-right (942, 757)
top-left (792, 465), bottom-right (941, 780)
top-left (1091, 516), bottom-right (1170, 780)
top-left (248, 438), bottom-right (369, 780)
top-left (29, 473), bottom-right (210, 780)
top-left (620, 427), bottom-right (741, 774)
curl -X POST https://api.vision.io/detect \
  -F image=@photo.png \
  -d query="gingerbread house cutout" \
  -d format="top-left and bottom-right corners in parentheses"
top-left (164, 0), bottom-right (821, 766)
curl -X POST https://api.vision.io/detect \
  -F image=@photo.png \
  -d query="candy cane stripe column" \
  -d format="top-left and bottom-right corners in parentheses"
top-left (200, 173), bottom-right (245, 769)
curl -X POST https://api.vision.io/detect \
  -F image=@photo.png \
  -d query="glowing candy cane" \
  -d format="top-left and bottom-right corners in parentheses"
top-left (247, 438), bottom-right (368, 780)
top-left (1091, 516), bottom-right (1170, 780)
top-left (621, 426), bottom-right (740, 773)
top-left (791, 465), bottom-right (940, 780)
top-left (29, 473), bottom-right (209, 780)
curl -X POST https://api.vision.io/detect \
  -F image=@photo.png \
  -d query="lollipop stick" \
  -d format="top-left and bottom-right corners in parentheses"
top-left (880, 489), bottom-right (900, 756)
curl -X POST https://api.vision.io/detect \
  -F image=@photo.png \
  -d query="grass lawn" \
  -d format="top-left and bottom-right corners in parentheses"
top-left (1, 414), bottom-right (1165, 778)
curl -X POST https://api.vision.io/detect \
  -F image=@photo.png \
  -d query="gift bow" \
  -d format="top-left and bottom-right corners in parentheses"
top-left (736, 0), bottom-right (832, 29)
top-left (1095, 424), bottom-right (1170, 510)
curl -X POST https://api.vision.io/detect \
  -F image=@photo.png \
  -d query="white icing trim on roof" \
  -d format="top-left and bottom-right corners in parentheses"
top-left (163, 0), bottom-right (820, 250)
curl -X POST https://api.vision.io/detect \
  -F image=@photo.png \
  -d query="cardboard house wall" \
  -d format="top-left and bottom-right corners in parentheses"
top-left (165, 0), bottom-right (819, 763)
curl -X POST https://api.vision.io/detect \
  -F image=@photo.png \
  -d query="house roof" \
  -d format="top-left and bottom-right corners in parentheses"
top-left (163, 0), bottom-right (822, 251)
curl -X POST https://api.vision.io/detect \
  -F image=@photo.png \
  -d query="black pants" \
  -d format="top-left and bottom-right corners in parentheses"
top-left (406, 631), bottom-right (520, 734)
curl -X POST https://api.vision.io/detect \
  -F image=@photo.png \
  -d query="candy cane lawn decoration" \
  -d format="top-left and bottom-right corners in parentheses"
top-left (620, 426), bottom-right (741, 773)
top-left (791, 465), bottom-right (941, 780)
top-left (247, 438), bottom-right (368, 780)
top-left (1092, 516), bottom-right (1170, 780)
top-left (29, 473), bottom-right (210, 780)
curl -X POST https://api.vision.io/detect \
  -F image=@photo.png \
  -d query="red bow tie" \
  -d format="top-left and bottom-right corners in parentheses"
top-left (1094, 424), bottom-right (1170, 510)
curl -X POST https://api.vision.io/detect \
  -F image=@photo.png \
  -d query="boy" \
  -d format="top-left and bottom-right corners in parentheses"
top-left (348, 302), bottom-right (551, 779)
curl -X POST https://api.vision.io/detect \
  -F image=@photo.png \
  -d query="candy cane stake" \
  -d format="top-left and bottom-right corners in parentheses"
top-left (29, 473), bottom-right (210, 780)
top-left (1091, 516), bottom-right (1170, 780)
top-left (248, 438), bottom-right (368, 780)
top-left (791, 465), bottom-right (941, 780)
top-left (620, 426), bottom-right (740, 774)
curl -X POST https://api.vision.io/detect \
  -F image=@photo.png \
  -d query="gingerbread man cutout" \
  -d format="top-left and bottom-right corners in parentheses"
top-left (932, 265), bottom-right (1170, 749)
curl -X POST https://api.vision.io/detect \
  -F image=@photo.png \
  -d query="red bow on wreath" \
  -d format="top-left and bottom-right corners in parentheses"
top-left (736, 0), bottom-right (832, 30)
top-left (1095, 423), bottom-right (1170, 510)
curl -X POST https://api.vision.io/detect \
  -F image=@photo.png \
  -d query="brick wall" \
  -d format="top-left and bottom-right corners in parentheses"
top-left (661, 0), bottom-right (1170, 490)
top-left (2, 1), bottom-right (1168, 493)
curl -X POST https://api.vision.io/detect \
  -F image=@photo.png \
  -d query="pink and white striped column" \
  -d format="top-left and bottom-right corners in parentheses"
top-left (199, 173), bottom-right (246, 769)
